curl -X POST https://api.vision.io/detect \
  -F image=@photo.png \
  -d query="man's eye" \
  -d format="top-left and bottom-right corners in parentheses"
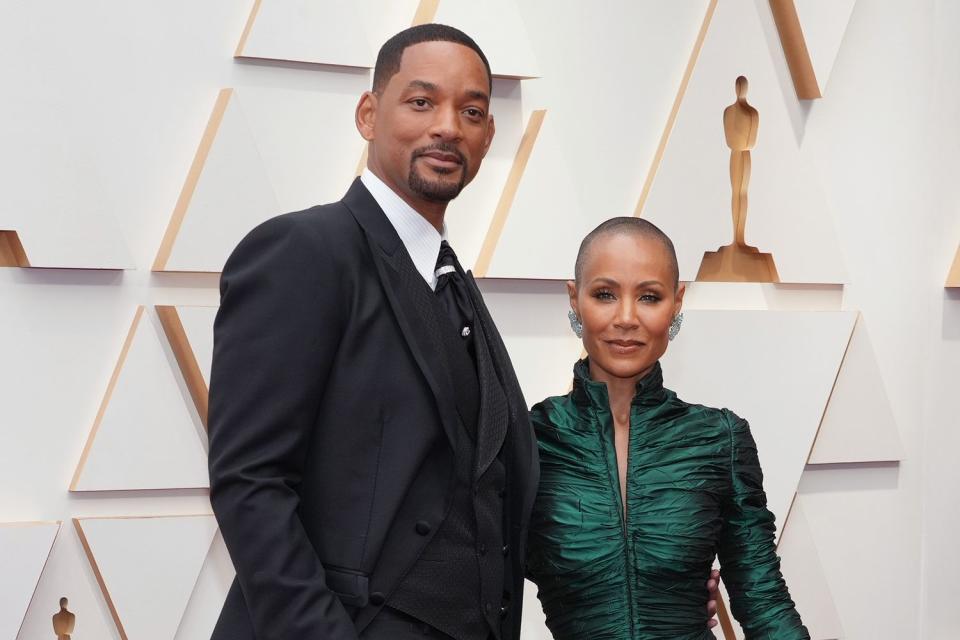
top-left (411, 99), bottom-right (429, 108)
top-left (464, 108), bottom-right (484, 118)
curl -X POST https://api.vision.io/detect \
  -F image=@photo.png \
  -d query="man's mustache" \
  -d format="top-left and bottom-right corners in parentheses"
top-left (412, 144), bottom-right (466, 165)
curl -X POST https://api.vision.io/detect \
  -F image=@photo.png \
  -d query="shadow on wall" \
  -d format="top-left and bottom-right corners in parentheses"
top-left (943, 288), bottom-right (960, 341)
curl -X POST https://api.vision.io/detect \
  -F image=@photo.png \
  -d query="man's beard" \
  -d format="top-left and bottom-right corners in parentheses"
top-left (407, 144), bottom-right (469, 203)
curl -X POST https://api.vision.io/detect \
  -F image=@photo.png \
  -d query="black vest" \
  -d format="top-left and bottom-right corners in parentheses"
top-left (388, 289), bottom-right (508, 640)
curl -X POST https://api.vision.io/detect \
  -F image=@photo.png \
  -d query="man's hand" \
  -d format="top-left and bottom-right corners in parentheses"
top-left (706, 569), bottom-right (720, 629)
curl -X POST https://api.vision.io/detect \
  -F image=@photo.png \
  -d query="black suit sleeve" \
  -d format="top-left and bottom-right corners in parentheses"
top-left (208, 214), bottom-right (359, 639)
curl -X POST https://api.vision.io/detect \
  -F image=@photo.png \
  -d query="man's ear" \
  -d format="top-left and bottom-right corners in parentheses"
top-left (356, 91), bottom-right (377, 141)
top-left (481, 114), bottom-right (496, 158)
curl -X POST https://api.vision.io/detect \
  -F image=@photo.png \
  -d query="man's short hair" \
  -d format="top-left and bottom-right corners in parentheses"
top-left (574, 217), bottom-right (680, 288)
top-left (372, 23), bottom-right (492, 94)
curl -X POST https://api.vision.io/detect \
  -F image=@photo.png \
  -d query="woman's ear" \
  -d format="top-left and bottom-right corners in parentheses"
top-left (674, 281), bottom-right (686, 317)
top-left (566, 280), bottom-right (578, 317)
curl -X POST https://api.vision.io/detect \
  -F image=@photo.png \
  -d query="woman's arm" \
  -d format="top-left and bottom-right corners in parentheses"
top-left (717, 411), bottom-right (810, 640)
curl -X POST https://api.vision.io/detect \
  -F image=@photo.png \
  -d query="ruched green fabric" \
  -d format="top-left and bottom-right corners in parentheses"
top-left (526, 360), bottom-right (809, 640)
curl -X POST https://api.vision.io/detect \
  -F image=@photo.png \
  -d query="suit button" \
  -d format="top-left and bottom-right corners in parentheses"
top-left (500, 605), bottom-right (509, 618)
top-left (369, 592), bottom-right (385, 606)
top-left (502, 544), bottom-right (509, 556)
top-left (415, 520), bottom-right (432, 535)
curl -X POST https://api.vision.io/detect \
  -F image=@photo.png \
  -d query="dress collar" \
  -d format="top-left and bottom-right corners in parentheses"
top-left (572, 358), bottom-right (667, 409)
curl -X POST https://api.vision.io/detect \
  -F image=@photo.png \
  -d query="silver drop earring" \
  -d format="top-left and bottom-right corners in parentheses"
top-left (567, 309), bottom-right (583, 338)
top-left (668, 312), bottom-right (684, 341)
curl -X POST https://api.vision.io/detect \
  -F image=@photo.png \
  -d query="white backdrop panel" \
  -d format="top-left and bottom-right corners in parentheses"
top-left (808, 314), bottom-right (904, 464)
top-left (0, 522), bottom-right (59, 640)
top-left (72, 308), bottom-right (209, 491)
top-left (642, 0), bottom-right (846, 284)
top-left (238, 0), bottom-right (372, 68)
top-left (660, 309), bottom-right (856, 531)
top-left (76, 515), bottom-right (218, 640)
top-left (488, 0), bottom-right (713, 279)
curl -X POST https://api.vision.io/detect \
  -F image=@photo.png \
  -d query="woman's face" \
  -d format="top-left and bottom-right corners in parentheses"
top-left (568, 232), bottom-right (685, 384)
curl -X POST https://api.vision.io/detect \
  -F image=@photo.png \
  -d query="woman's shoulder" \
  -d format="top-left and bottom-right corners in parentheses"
top-left (662, 393), bottom-right (753, 442)
top-left (529, 392), bottom-right (579, 435)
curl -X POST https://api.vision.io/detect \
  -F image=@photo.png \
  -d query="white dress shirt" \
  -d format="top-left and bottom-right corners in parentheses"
top-left (360, 169), bottom-right (445, 291)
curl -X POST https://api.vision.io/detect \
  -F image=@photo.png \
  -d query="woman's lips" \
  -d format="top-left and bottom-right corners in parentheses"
top-left (605, 339), bottom-right (644, 354)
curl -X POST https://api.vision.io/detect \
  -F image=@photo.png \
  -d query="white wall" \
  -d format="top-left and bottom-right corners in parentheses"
top-left (2, 1), bottom-right (958, 638)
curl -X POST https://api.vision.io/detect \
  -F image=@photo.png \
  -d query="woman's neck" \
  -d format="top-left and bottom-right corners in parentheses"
top-left (589, 361), bottom-right (654, 424)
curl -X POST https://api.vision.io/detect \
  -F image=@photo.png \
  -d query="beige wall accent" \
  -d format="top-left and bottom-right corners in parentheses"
top-left (152, 89), bottom-right (233, 272)
top-left (73, 517), bottom-right (128, 640)
top-left (411, 0), bottom-right (441, 27)
top-left (947, 246), bottom-right (960, 287)
top-left (234, 0), bottom-right (263, 58)
top-left (473, 109), bottom-right (546, 277)
top-left (156, 306), bottom-right (209, 430)
top-left (769, 0), bottom-right (821, 100)
top-left (0, 230), bottom-right (30, 267)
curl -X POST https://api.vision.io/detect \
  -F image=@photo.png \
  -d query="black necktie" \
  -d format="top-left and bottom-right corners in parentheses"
top-left (434, 241), bottom-right (476, 355)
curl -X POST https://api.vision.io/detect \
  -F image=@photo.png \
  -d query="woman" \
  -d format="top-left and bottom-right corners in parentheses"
top-left (526, 218), bottom-right (809, 639)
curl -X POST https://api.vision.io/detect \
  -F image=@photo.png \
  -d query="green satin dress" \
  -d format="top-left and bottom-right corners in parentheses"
top-left (526, 360), bottom-right (809, 640)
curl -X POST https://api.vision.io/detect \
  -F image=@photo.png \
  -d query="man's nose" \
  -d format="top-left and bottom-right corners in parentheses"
top-left (429, 104), bottom-right (463, 141)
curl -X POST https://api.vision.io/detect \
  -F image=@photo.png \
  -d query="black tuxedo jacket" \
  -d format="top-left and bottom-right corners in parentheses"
top-left (207, 179), bottom-right (539, 640)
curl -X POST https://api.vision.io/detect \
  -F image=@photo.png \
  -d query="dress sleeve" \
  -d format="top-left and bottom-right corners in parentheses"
top-left (717, 411), bottom-right (810, 640)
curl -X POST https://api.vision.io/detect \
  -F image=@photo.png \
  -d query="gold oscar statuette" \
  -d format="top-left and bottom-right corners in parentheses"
top-left (696, 75), bottom-right (779, 283)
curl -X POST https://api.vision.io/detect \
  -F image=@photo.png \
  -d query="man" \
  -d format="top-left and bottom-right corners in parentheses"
top-left (208, 23), bottom-right (719, 640)
top-left (208, 24), bottom-right (537, 640)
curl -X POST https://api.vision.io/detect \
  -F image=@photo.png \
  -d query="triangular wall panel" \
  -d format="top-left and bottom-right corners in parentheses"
top-left (154, 87), bottom-right (364, 273)
top-left (0, 521), bottom-right (60, 640)
top-left (235, 0), bottom-right (539, 78)
top-left (485, 0), bottom-right (714, 279)
top-left (74, 515), bottom-right (218, 640)
top-left (641, 0), bottom-right (847, 284)
top-left (432, 0), bottom-right (539, 79)
top-left (777, 498), bottom-right (843, 639)
top-left (235, 0), bottom-right (372, 68)
top-left (808, 314), bottom-right (904, 464)
top-left (661, 310), bottom-right (856, 530)
top-left (71, 307), bottom-right (209, 491)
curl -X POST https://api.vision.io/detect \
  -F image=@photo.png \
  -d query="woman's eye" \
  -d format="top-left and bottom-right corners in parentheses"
top-left (639, 294), bottom-right (661, 303)
top-left (594, 290), bottom-right (615, 301)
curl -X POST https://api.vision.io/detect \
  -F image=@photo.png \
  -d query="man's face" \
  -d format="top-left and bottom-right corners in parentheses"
top-left (358, 41), bottom-right (495, 208)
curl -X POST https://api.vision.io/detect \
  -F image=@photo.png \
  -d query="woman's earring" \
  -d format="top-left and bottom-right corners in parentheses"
top-left (567, 309), bottom-right (583, 338)
top-left (668, 312), bottom-right (684, 341)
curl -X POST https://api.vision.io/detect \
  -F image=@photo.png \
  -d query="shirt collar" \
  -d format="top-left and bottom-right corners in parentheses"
top-left (360, 169), bottom-right (445, 290)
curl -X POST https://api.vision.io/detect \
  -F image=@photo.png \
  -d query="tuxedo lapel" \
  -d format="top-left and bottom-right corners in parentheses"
top-left (464, 272), bottom-right (540, 526)
top-left (343, 179), bottom-right (461, 451)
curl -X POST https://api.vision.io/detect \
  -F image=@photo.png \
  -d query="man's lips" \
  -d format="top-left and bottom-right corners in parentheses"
top-left (417, 151), bottom-right (463, 169)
